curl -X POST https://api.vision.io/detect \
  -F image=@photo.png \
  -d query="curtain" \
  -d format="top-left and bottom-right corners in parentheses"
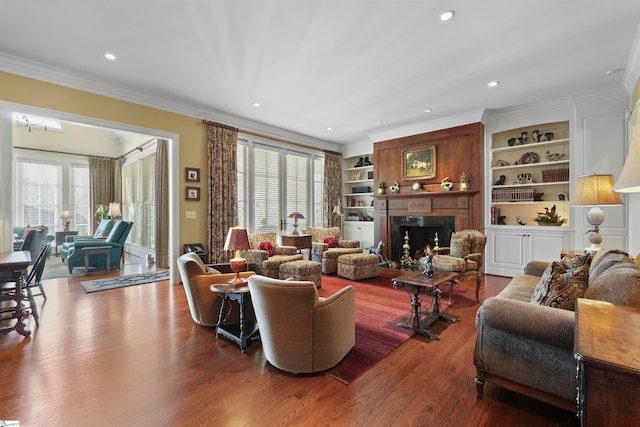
top-left (206, 122), bottom-right (238, 263)
top-left (89, 156), bottom-right (118, 233)
top-left (324, 152), bottom-right (342, 228)
top-left (155, 139), bottom-right (169, 268)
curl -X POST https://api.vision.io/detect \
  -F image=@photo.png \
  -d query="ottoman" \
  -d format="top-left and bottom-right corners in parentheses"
top-left (279, 260), bottom-right (323, 288)
top-left (337, 253), bottom-right (380, 281)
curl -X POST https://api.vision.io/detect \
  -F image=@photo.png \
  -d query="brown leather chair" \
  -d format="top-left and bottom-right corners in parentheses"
top-left (176, 253), bottom-right (254, 327)
top-left (247, 274), bottom-right (355, 373)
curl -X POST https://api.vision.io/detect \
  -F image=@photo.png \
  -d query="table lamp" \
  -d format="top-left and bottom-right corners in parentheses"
top-left (288, 212), bottom-right (305, 235)
top-left (573, 174), bottom-right (622, 251)
top-left (224, 226), bottom-right (251, 285)
top-left (332, 201), bottom-right (344, 238)
top-left (612, 111), bottom-right (640, 193)
top-left (108, 202), bottom-right (122, 220)
top-left (60, 210), bottom-right (72, 231)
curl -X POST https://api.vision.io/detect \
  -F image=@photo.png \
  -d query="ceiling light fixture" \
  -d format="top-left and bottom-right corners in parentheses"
top-left (253, 102), bottom-right (261, 107)
top-left (104, 53), bottom-right (117, 61)
top-left (439, 10), bottom-right (455, 21)
top-left (424, 109), bottom-right (432, 113)
top-left (327, 127), bottom-right (332, 131)
top-left (605, 68), bottom-right (624, 75)
top-left (488, 81), bottom-right (500, 87)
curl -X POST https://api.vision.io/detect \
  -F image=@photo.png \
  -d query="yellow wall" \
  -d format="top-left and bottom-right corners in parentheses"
top-left (1, 71), bottom-right (209, 247)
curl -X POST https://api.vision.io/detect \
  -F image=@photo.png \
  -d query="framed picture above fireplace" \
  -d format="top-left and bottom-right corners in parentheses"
top-left (402, 145), bottom-right (436, 180)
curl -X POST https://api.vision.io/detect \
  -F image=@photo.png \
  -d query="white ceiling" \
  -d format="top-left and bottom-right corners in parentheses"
top-left (1, 1), bottom-right (640, 148)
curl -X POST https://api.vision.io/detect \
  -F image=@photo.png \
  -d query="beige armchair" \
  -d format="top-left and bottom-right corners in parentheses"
top-left (432, 229), bottom-right (487, 302)
top-left (247, 274), bottom-right (355, 373)
top-left (305, 227), bottom-right (362, 274)
top-left (241, 232), bottom-right (303, 278)
top-left (176, 252), bottom-right (254, 326)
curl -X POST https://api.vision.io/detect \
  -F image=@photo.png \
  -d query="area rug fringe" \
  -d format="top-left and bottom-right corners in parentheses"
top-left (80, 270), bottom-right (170, 293)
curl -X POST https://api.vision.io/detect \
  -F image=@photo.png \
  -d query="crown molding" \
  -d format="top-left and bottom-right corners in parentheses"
top-left (0, 53), bottom-right (338, 151)
top-left (569, 87), bottom-right (630, 106)
top-left (368, 109), bottom-right (485, 143)
top-left (623, 23), bottom-right (640, 94)
top-left (482, 98), bottom-right (573, 125)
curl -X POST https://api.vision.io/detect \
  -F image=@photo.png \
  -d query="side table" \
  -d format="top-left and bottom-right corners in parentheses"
top-left (281, 234), bottom-right (312, 260)
top-left (210, 279), bottom-right (259, 352)
top-left (82, 246), bottom-right (112, 276)
top-left (55, 230), bottom-right (78, 255)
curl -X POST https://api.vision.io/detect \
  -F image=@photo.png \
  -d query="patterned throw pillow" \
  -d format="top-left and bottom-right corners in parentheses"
top-left (449, 232), bottom-right (470, 258)
top-left (541, 264), bottom-right (590, 310)
top-left (559, 253), bottom-right (591, 270)
top-left (259, 241), bottom-right (275, 256)
top-left (324, 237), bottom-right (338, 248)
top-left (530, 261), bottom-right (567, 304)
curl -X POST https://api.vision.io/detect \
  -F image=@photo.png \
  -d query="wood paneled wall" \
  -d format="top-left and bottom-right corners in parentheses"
top-left (372, 123), bottom-right (485, 254)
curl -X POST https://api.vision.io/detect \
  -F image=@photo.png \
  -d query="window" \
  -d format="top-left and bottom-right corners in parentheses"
top-left (71, 164), bottom-right (90, 235)
top-left (122, 145), bottom-right (156, 254)
top-left (237, 136), bottom-right (324, 236)
top-left (16, 161), bottom-right (60, 229)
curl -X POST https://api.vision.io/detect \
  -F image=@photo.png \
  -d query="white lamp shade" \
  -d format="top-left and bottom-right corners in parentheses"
top-left (612, 110), bottom-right (640, 193)
top-left (108, 202), bottom-right (122, 218)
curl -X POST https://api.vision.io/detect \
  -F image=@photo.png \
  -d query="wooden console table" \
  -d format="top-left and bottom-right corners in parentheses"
top-left (575, 299), bottom-right (640, 425)
top-left (281, 234), bottom-right (312, 260)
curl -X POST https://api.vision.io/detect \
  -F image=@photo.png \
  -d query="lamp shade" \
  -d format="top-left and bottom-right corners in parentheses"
top-left (287, 212), bottom-right (305, 221)
top-left (223, 227), bottom-right (251, 252)
top-left (572, 174), bottom-right (623, 206)
top-left (107, 202), bottom-right (122, 218)
top-left (612, 111), bottom-right (640, 192)
top-left (332, 201), bottom-right (344, 216)
top-left (60, 210), bottom-right (72, 220)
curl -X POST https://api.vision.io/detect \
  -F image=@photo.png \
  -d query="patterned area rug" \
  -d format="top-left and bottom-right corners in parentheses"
top-left (80, 270), bottom-right (170, 293)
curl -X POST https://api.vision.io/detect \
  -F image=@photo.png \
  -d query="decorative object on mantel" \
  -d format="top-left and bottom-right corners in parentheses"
top-left (389, 181), bottom-right (400, 194)
top-left (440, 177), bottom-right (453, 192)
top-left (377, 182), bottom-right (385, 194)
top-left (532, 204), bottom-right (566, 226)
top-left (459, 172), bottom-right (469, 191)
top-left (412, 182), bottom-right (421, 191)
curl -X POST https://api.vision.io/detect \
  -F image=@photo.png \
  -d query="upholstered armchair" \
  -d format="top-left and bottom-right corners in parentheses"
top-left (63, 220), bottom-right (133, 274)
top-left (247, 274), bottom-right (355, 373)
top-left (305, 227), bottom-right (362, 274)
top-left (240, 232), bottom-right (302, 278)
top-left (60, 219), bottom-right (115, 259)
top-left (432, 229), bottom-right (487, 302)
top-left (177, 252), bottom-right (254, 326)
top-left (13, 225), bottom-right (54, 253)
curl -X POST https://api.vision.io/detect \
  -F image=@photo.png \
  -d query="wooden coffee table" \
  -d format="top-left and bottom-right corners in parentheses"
top-left (392, 270), bottom-right (458, 340)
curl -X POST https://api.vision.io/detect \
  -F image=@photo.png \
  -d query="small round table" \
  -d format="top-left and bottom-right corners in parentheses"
top-left (210, 282), bottom-right (259, 352)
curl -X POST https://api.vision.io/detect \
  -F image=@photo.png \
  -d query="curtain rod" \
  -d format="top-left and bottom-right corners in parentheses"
top-left (120, 137), bottom-right (157, 159)
top-left (202, 119), bottom-right (238, 132)
top-left (14, 146), bottom-right (114, 159)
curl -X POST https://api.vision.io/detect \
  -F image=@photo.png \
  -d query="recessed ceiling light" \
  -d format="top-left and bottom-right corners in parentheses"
top-left (439, 11), bottom-right (455, 21)
top-left (104, 53), bottom-right (117, 61)
top-left (487, 81), bottom-right (500, 87)
top-left (253, 102), bottom-right (261, 107)
top-left (327, 127), bottom-right (332, 131)
top-left (381, 120), bottom-right (388, 125)
top-left (605, 68), bottom-right (625, 75)
top-left (424, 109), bottom-right (432, 113)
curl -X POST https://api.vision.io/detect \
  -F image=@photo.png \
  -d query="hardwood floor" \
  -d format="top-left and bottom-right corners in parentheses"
top-left (0, 260), bottom-right (580, 426)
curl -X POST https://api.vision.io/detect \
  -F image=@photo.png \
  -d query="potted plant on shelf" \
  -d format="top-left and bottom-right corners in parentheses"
top-left (533, 204), bottom-right (566, 226)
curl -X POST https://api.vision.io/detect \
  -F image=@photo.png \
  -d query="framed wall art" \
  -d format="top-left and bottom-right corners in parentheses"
top-left (185, 167), bottom-right (200, 183)
top-left (402, 145), bottom-right (436, 180)
top-left (185, 186), bottom-right (200, 201)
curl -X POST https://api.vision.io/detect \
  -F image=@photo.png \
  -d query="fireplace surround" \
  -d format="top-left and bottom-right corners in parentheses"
top-left (390, 216), bottom-right (456, 262)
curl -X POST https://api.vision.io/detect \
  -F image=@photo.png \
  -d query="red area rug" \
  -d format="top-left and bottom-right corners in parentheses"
top-left (319, 271), bottom-right (469, 384)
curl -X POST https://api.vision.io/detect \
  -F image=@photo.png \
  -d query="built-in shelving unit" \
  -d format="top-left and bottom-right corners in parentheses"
top-left (342, 154), bottom-right (374, 248)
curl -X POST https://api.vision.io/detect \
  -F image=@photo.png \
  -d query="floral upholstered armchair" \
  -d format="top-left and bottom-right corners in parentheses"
top-left (240, 232), bottom-right (302, 278)
top-left (304, 227), bottom-right (362, 275)
top-left (432, 229), bottom-right (487, 302)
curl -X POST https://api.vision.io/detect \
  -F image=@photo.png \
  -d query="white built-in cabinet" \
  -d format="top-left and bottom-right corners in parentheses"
top-left (342, 154), bottom-right (374, 248)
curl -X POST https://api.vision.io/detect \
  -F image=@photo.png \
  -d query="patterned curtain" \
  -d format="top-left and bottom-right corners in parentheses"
top-left (205, 121), bottom-right (239, 263)
top-left (324, 151), bottom-right (342, 228)
top-left (155, 139), bottom-right (169, 268)
top-left (89, 156), bottom-right (118, 234)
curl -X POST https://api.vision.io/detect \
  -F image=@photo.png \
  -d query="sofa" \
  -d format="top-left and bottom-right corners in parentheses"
top-left (13, 225), bottom-right (54, 253)
top-left (304, 227), bottom-right (362, 274)
top-left (240, 232), bottom-right (303, 278)
top-left (474, 249), bottom-right (640, 412)
top-left (62, 220), bottom-right (133, 274)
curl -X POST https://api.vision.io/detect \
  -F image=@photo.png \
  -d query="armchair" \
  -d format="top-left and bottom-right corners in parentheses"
top-left (177, 252), bottom-right (254, 326)
top-left (240, 232), bottom-right (302, 278)
top-left (305, 227), bottom-right (362, 274)
top-left (63, 220), bottom-right (133, 274)
top-left (13, 225), bottom-right (54, 253)
top-left (60, 219), bottom-right (115, 258)
top-left (247, 274), bottom-right (355, 373)
top-left (432, 229), bottom-right (487, 302)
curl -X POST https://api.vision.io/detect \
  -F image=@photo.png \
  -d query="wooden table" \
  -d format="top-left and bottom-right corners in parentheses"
top-left (55, 230), bottom-right (78, 255)
top-left (392, 270), bottom-right (458, 340)
top-left (0, 251), bottom-right (32, 337)
top-left (82, 246), bottom-right (112, 276)
top-left (575, 299), bottom-right (640, 426)
top-left (210, 280), bottom-right (259, 352)
top-left (281, 234), bottom-right (313, 260)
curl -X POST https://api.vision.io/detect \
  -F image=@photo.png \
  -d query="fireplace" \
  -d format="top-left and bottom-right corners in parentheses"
top-left (390, 216), bottom-right (456, 262)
